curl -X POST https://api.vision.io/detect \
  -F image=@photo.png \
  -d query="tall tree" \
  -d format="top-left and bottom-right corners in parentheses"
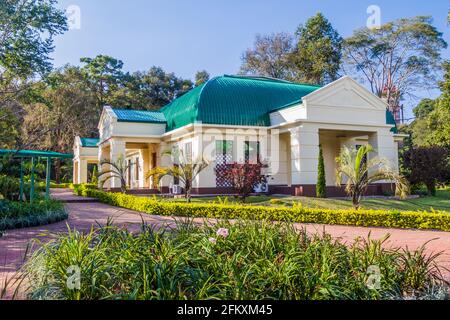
top-left (138, 67), bottom-right (193, 107)
top-left (316, 145), bottom-right (326, 198)
top-left (412, 98), bottom-right (436, 119)
top-left (408, 61), bottom-right (450, 148)
top-left (402, 146), bottom-right (450, 196)
top-left (290, 13), bottom-right (343, 85)
top-left (343, 16), bottom-right (447, 116)
top-left (195, 70), bottom-right (210, 86)
top-left (421, 61), bottom-right (450, 147)
top-left (80, 55), bottom-right (125, 112)
top-left (22, 66), bottom-right (97, 181)
top-left (240, 32), bottom-right (294, 79)
top-left (0, 108), bottom-right (20, 148)
top-left (0, 0), bottom-right (67, 107)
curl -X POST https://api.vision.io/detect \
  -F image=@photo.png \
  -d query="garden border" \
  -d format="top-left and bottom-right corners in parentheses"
top-left (73, 185), bottom-right (450, 232)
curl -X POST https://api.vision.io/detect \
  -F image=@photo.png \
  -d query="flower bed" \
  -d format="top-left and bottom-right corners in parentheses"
top-left (24, 220), bottom-right (449, 300)
top-left (0, 199), bottom-right (67, 231)
top-left (74, 185), bottom-right (450, 231)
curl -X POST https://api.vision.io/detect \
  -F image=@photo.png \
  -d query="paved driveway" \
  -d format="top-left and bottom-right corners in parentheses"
top-left (1, 188), bottom-right (450, 298)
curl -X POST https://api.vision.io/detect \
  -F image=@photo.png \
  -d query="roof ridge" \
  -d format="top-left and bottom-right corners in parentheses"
top-left (112, 108), bottom-right (163, 113)
top-left (222, 74), bottom-right (322, 87)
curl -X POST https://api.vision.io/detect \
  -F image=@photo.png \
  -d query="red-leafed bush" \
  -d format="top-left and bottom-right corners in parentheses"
top-left (216, 162), bottom-right (269, 202)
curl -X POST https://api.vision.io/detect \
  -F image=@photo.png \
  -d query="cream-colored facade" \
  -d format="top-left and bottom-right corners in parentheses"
top-left (73, 76), bottom-right (405, 196)
top-left (73, 136), bottom-right (98, 184)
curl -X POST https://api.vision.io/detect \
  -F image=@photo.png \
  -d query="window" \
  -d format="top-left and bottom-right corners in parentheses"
top-left (245, 141), bottom-right (260, 164)
top-left (215, 140), bottom-right (233, 187)
top-left (184, 142), bottom-right (192, 163)
top-left (215, 140), bottom-right (233, 164)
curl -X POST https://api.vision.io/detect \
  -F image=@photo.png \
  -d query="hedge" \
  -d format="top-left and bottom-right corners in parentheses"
top-left (0, 199), bottom-right (67, 231)
top-left (73, 185), bottom-right (450, 231)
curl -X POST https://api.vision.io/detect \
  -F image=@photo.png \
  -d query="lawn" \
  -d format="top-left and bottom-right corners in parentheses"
top-left (157, 190), bottom-right (450, 212)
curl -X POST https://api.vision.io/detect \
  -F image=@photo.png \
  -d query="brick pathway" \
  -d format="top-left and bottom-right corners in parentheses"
top-left (1, 188), bottom-right (450, 298)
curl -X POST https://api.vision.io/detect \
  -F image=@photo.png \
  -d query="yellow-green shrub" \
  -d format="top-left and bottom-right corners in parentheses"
top-left (77, 185), bottom-right (450, 231)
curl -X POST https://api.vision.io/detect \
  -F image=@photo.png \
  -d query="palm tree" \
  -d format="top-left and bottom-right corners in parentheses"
top-left (335, 144), bottom-right (409, 209)
top-left (146, 149), bottom-right (209, 202)
top-left (98, 155), bottom-right (134, 193)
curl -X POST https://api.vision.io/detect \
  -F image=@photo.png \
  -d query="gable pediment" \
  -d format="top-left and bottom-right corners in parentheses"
top-left (303, 76), bottom-right (387, 111)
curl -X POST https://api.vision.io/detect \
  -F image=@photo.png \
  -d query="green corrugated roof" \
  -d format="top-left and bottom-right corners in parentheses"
top-left (112, 109), bottom-right (166, 123)
top-left (160, 75), bottom-right (322, 131)
top-left (119, 75), bottom-right (398, 134)
top-left (0, 149), bottom-right (73, 158)
top-left (80, 137), bottom-right (99, 148)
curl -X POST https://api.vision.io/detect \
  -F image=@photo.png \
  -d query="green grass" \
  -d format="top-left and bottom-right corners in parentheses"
top-left (157, 190), bottom-right (450, 212)
top-left (23, 220), bottom-right (449, 300)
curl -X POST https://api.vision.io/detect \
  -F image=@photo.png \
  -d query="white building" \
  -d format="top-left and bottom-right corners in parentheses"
top-left (73, 75), bottom-right (405, 196)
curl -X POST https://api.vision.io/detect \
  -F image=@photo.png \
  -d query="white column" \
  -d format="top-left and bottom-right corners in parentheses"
top-left (369, 128), bottom-right (399, 172)
top-left (98, 145), bottom-right (110, 188)
top-left (138, 149), bottom-right (145, 188)
top-left (159, 141), bottom-right (172, 189)
top-left (110, 139), bottom-right (126, 188)
top-left (289, 124), bottom-right (320, 185)
top-left (73, 160), bottom-right (79, 184)
top-left (79, 159), bottom-right (88, 184)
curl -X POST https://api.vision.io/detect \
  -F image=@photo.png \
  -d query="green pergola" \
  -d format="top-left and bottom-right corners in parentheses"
top-left (0, 149), bottom-right (73, 202)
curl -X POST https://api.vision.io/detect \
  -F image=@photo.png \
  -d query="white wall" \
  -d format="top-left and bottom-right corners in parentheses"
top-left (270, 104), bottom-right (307, 126)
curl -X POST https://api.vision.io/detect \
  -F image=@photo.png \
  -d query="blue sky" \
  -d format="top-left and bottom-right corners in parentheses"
top-left (53, 0), bottom-right (449, 113)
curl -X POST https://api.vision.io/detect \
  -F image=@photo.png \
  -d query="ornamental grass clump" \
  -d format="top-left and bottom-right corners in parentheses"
top-left (23, 220), bottom-right (449, 300)
top-left (0, 199), bottom-right (67, 231)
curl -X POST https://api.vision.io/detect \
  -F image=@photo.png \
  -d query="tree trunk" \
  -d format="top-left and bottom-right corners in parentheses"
top-left (426, 182), bottom-right (436, 196)
top-left (186, 187), bottom-right (191, 203)
top-left (352, 192), bottom-right (360, 210)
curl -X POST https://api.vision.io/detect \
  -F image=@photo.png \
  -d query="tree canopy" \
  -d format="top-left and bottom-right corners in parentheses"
top-left (408, 61), bottom-right (450, 148)
top-left (343, 16), bottom-right (447, 113)
top-left (240, 32), bottom-right (294, 80)
top-left (290, 13), bottom-right (343, 85)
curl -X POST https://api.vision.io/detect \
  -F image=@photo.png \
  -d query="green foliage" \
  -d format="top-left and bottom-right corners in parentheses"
top-left (240, 32), bottom-right (295, 79)
top-left (0, 174), bottom-right (41, 201)
top-left (291, 13), bottom-right (343, 84)
top-left (406, 61), bottom-right (450, 148)
top-left (90, 166), bottom-right (98, 185)
top-left (98, 155), bottom-right (132, 193)
top-left (336, 145), bottom-right (409, 209)
top-left (401, 146), bottom-right (450, 196)
top-left (0, 174), bottom-right (20, 200)
top-left (413, 98), bottom-right (436, 119)
top-left (344, 16), bottom-right (447, 110)
top-left (74, 186), bottom-right (450, 231)
top-left (155, 149), bottom-right (209, 202)
top-left (0, 108), bottom-right (20, 149)
top-left (195, 70), bottom-right (210, 86)
top-left (316, 145), bottom-right (326, 198)
top-left (0, 199), bottom-right (66, 231)
top-left (25, 220), bottom-right (449, 300)
top-left (0, 0), bottom-right (68, 78)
